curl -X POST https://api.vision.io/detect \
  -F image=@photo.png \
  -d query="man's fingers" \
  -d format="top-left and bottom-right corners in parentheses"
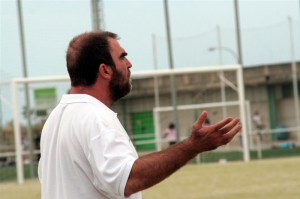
top-left (212, 117), bottom-right (234, 131)
top-left (195, 111), bottom-right (208, 127)
top-left (223, 125), bottom-right (242, 143)
top-left (219, 117), bottom-right (240, 134)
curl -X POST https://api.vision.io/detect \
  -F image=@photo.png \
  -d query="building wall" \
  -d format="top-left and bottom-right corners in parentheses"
top-left (113, 62), bottom-right (300, 143)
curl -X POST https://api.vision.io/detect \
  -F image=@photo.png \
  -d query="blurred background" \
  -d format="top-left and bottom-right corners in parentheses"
top-left (0, 0), bottom-right (300, 187)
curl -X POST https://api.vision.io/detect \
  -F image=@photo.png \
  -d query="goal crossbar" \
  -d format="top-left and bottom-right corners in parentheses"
top-left (9, 64), bottom-right (249, 185)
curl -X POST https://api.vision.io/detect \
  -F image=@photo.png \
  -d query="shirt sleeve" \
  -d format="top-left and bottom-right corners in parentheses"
top-left (87, 126), bottom-right (138, 197)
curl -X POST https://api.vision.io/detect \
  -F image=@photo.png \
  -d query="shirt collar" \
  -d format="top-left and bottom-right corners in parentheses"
top-left (60, 94), bottom-right (117, 115)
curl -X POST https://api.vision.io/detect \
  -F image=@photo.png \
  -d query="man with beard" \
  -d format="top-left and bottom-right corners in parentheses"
top-left (38, 31), bottom-right (241, 199)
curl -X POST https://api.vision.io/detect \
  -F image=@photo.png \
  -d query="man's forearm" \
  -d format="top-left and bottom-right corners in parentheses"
top-left (124, 138), bottom-right (198, 196)
top-left (124, 113), bottom-right (241, 197)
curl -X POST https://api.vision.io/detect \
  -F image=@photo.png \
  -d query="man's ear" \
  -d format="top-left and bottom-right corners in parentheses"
top-left (99, 64), bottom-right (112, 79)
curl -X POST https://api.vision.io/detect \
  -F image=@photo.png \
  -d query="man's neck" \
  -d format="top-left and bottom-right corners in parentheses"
top-left (70, 86), bottom-right (112, 107)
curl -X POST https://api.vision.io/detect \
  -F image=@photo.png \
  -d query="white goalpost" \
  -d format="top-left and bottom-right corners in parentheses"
top-left (9, 64), bottom-right (249, 185)
top-left (10, 76), bottom-right (69, 184)
top-left (132, 64), bottom-right (250, 162)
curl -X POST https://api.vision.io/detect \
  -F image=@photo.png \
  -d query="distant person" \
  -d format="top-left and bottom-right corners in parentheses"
top-left (38, 31), bottom-right (241, 199)
top-left (253, 110), bottom-right (263, 130)
top-left (34, 133), bottom-right (41, 161)
top-left (21, 133), bottom-right (28, 162)
top-left (253, 110), bottom-right (264, 141)
top-left (164, 123), bottom-right (177, 145)
top-left (204, 118), bottom-right (211, 126)
top-left (238, 132), bottom-right (243, 147)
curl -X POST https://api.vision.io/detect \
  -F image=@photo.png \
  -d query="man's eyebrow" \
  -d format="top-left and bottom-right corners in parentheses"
top-left (120, 52), bottom-right (128, 58)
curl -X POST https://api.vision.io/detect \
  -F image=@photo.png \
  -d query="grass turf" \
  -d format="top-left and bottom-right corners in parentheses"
top-left (1, 157), bottom-right (300, 199)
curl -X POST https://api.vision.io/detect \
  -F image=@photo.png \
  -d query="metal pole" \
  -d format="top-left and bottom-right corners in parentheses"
top-left (163, 0), bottom-right (180, 142)
top-left (216, 25), bottom-right (227, 118)
top-left (152, 34), bottom-right (160, 108)
top-left (91, 0), bottom-right (100, 30)
top-left (237, 67), bottom-right (250, 162)
top-left (17, 0), bottom-right (35, 178)
top-left (152, 33), bottom-right (161, 150)
top-left (234, 0), bottom-right (243, 65)
top-left (12, 80), bottom-right (24, 184)
top-left (288, 17), bottom-right (300, 140)
top-left (234, 0), bottom-right (249, 162)
top-left (216, 26), bottom-right (224, 65)
top-left (154, 108), bottom-right (162, 151)
top-left (0, 87), bottom-right (3, 141)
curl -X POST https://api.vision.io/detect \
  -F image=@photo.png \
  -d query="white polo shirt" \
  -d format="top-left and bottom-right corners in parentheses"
top-left (38, 94), bottom-right (141, 199)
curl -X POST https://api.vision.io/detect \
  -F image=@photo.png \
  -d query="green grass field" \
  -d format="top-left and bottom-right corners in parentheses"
top-left (1, 157), bottom-right (300, 199)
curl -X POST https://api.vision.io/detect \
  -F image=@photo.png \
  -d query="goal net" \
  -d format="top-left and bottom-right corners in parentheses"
top-left (1, 64), bottom-right (249, 184)
top-left (127, 65), bottom-right (249, 163)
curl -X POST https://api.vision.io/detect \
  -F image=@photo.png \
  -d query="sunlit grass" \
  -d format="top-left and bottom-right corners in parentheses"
top-left (143, 157), bottom-right (300, 199)
top-left (1, 157), bottom-right (300, 199)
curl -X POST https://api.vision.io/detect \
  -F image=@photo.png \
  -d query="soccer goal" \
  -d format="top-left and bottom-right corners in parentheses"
top-left (5, 64), bottom-right (249, 185)
top-left (131, 64), bottom-right (250, 163)
top-left (3, 76), bottom-right (70, 184)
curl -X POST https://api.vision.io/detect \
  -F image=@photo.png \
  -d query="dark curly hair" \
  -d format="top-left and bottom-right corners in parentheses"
top-left (66, 31), bottom-right (118, 86)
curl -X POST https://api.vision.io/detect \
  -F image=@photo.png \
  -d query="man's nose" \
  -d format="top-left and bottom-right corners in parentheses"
top-left (126, 58), bottom-right (132, 68)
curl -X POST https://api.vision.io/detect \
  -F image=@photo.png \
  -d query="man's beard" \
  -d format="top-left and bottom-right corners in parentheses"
top-left (109, 69), bottom-right (131, 102)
